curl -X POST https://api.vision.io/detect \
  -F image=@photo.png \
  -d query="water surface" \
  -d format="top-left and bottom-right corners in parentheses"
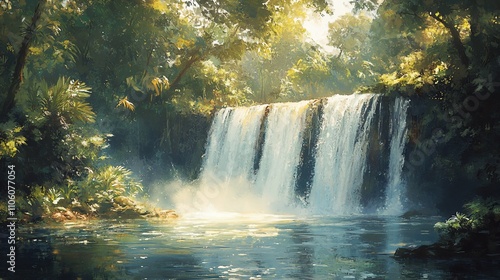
top-left (5, 214), bottom-right (500, 279)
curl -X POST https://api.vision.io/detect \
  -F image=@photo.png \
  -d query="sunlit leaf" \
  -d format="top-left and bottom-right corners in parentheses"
top-left (116, 96), bottom-right (135, 111)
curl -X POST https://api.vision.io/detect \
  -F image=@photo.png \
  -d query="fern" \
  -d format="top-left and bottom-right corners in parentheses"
top-left (38, 77), bottom-right (96, 125)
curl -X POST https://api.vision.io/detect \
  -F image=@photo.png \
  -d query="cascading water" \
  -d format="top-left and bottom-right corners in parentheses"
top-left (308, 94), bottom-right (379, 215)
top-left (382, 98), bottom-right (410, 215)
top-left (183, 105), bottom-right (268, 213)
top-left (254, 101), bottom-right (310, 211)
top-left (186, 94), bottom-right (410, 215)
top-left (200, 105), bottom-right (267, 184)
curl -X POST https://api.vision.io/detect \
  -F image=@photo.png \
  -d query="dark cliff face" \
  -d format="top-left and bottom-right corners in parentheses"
top-left (401, 97), bottom-right (467, 214)
top-left (107, 111), bottom-right (212, 189)
top-left (295, 99), bottom-right (323, 204)
top-left (167, 113), bottom-right (212, 180)
top-left (401, 95), bottom-right (498, 216)
top-left (360, 96), bottom-right (391, 212)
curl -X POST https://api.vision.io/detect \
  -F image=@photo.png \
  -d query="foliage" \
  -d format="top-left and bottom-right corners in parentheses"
top-left (4, 0), bottom-right (497, 109)
top-left (434, 198), bottom-right (500, 245)
top-left (13, 77), bottom-right (104, 187)
top-left (0, 120), bottom-right (26, 158)
top-left (328, 13), bottom-right (372, 60)
top-left (370, 0), bottom-right (500, 95)
top-left (24, 77), bottom-right (96, 124)
top-left (434, 212), bottom-right (474, 245)
top-left (282, 49), bottom-right (332, 99)
top-left (8, 186), bottom-right (49, 220)
top-left (327, 13), bottom-right (378, 93)
top-left (191, 0), bottom-right (331, 40)
top-left (465, 198), bottom-right (500, 227)
top-left (80, 165), bottom-right (143, 205)
top-left (378, 51), bottom-right (449, 91)
top-left (11, 165), bottom-right (143, 220)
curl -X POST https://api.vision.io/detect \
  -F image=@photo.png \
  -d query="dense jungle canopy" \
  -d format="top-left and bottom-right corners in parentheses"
top-left (0, 0), bottom-right (499, 219)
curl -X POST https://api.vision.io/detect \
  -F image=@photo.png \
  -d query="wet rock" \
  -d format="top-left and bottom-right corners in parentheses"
top-left (51, 212), bottom-right (65, 222)
top-left (63, 210), bottom-right (76, 220)
top-left (70, 200), bottom-right (92, 214)
top-left (114, 196), bottom-right (136, 207)
top-left (148, 209), bottom-right (179, 219)
top-left (158, 209), bottom-right (179, 219)
top-left (394, 244), bottom-right (454, 258)
top-left (50, 209), bottom-right (87, 222)
top-left (116, 208), bottom-right (143, 219)
top-left (395, 231), bottom-right (500, 258)
top-left (99, 201), bottom-right (114, 213)
top-left (400, 210), bottom-right (423, 219)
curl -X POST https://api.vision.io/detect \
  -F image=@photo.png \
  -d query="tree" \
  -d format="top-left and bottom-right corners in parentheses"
top-left (283, 47), bottom-right (332, 99)
top-left (326, 13), bottom-right (378, 93)
top-left (379, 0), bottom-right (500, 75)
top-left (1, 0), bottom-right (47, 120)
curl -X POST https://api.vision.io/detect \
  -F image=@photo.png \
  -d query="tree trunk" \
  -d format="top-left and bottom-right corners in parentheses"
top-left (468, 2), bottom-right (485, 67)
top-left (168, 54), bottom-right (201, 92)
top-left (429, 13), bottom-right (470, 69)
top-left (1, 0), bottom-right (47, 121)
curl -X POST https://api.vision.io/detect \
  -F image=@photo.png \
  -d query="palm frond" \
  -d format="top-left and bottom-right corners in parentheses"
top-left (36, 77), bottom-right (96, 124)
top-left (71, 101), bottom-right (96, 123)
top-left (116, 96), bottom-right (135, 111)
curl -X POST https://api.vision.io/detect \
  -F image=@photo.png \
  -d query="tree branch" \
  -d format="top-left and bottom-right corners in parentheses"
top-left (168, 53), bottom-right (202, 93)
top-left (429, 12), bottom-right (470, 68)
top-left (167, 26), bottom-right (242, 95)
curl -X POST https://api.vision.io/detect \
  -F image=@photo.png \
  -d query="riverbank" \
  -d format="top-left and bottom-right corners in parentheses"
top-left (395, 198), bottom-right (500, 259)
top-left (1, 194), bottom-right (178, 224)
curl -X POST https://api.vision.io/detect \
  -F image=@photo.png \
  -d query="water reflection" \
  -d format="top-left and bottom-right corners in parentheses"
top-left (2, 215), bottom-right (500, 279)
top-left (287, 223), bottom-right (314, 279)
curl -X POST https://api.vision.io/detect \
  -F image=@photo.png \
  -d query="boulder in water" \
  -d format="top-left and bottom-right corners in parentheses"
top-left (394, 244), bottom-right (454, 258)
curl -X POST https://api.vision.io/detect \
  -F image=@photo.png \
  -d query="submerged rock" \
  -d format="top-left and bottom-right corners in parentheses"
top-left (394, 244), bottom-right (454, 258)
top-left (400, 210), bottom-right (423, 219)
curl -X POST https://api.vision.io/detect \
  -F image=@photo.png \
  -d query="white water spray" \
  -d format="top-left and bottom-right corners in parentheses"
top-left (254, 101), bottom-right (311, 211)
top-left (200, 105), bottom-right (267, 184)
top-left (309, 94), bottom-right (379, 215)
top-left (382, 98), bottom-right (410, 215)
top-left (182, 105), bottom-right (268, 213)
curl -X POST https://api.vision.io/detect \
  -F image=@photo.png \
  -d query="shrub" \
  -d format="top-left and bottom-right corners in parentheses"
top-left (80, 165), bottom-right (143, 204)
top-left (434, 212), bottom-right (474, 245)
top-left (434, 198), bottom-right (500, 246)
top-left (465, 198), bottom-right (500, 228)
top-left (0, 121), bottom-right (26, 158)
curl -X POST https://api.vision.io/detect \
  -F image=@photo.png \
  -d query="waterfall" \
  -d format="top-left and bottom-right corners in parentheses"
top-left (188, 94), bottom-right (411, 215)
top-left (200, 105), bottom-right (267, 184)
top-left (254, 101), bottom-right (310, 211)
top-left (308, 94), bottom-right (379, 215)
top-left (382, 98), bottom-right (410, 215)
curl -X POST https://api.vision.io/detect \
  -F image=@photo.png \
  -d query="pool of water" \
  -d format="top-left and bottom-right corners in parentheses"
top-left (3, 214), bottom-right (500, 279)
